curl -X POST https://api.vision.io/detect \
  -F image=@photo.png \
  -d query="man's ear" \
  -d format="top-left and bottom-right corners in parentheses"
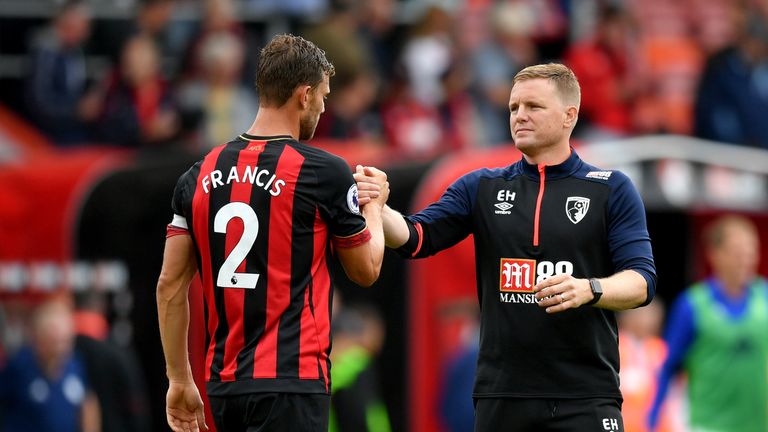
top-left (297, 85), bottom-right (312, 110)
top-left (564, 106), bottom-right (578, 129)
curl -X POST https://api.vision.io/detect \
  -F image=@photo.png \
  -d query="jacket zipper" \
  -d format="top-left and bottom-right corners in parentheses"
top-left (533, 164), bottom-right (546, 246)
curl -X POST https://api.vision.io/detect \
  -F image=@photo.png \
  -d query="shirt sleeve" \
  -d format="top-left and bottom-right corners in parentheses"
top-left (648, 292), bottom-right (695, 428)
top-left (396, 171), bottom-right (477, 259)
top-left (315, 155), bottom-right (369, 247)
top-left (167, 171), bottom-right (191, 238)
top-left (607, 172), bottom-right (657, 305)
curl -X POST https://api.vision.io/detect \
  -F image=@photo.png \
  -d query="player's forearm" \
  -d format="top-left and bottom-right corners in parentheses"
top-left (157, 277), bottom-right (194, 382)
top-left (382, 205), bottom-right (410, 248)
top-left (362, 204), bottom-right (386, 283)
top-left (593, 270), bottom-right (648, 310)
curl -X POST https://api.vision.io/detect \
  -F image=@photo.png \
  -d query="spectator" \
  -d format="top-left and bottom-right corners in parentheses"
top-left (565, 5), bottom-right (636, 140)
top-left (329, 303), bottom-right (391, 432)
top-left (0, 296), bottom-right (100, 432)
top-left (356, 0), bottom-right (401, 82)
top-left (693, 2), bottom-right (768, 149)
top-left (303, 0), bottom-right (382, 141)
top-left (468, 2), bottom-right (538, 146)
top-left (177, 32), bottom-right (258, 149)
top-left (24, 0), bottom-right (92, 146)
top-left (94, 34), bottom-right (179, 147)
top-left (382, 5), bottom-right (476, 159)
top-left (181, 0), bottom-right (247, 82)
top-left (109, 0), bottom-right (185, 75)
top-left (649, 215), bottom-right (768, 431)
top-left (73, 291), bottom-right (151, 432)
top-left (438, 303), bottom-right (479, 432)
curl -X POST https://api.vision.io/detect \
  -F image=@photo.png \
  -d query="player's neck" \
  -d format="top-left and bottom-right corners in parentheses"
top-left (246, 106), bottom-right (299, 140)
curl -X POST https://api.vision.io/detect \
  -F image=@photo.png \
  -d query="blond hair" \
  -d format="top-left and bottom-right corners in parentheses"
top-left (704, 215), bottom-right (759, 250)
top-left (513, 63), bottom-right (581, 107)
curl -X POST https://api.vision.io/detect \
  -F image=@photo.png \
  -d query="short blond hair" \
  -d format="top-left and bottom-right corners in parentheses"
top-left (513, 63), bottom-right (581, 107)
top-left (704, 215), bottom-right (759, 250)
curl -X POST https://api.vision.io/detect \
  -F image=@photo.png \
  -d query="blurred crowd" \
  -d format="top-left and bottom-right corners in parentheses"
top-left (4, 1), bottom-right (768, 431)
top-left (11, 0), bottom-right (768, 159)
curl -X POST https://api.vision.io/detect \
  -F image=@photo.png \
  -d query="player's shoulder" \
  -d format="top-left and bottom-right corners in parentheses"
top-left (289, 140), bottom-right (346, 164)
top-left (176, 157), bottom-right (205, 186)
top-left (455, 166), bottom-right (510, 187)
top-left (573, 160), bottom-right (633, 189)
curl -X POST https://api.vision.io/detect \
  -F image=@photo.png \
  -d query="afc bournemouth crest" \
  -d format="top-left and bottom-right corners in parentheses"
top-left (565, 196), bottom-right (590, 224)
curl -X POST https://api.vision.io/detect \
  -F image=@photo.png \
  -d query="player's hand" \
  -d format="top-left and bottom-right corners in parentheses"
top-left (166, 380), bottom-right (209, 432)
top-left (533, 274), bottom-right (593, 314)
top-left (353, 165), bottom-right (389, 208)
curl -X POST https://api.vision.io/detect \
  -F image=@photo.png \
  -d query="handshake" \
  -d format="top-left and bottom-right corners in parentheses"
top-left (353, 165), bottom-right (390, 211)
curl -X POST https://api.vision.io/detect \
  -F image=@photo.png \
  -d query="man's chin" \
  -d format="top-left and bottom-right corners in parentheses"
top-left (514, 139), bottom-right (534, 152)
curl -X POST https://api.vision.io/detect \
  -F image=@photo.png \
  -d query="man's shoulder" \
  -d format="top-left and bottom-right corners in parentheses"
top-left (288, 141), bottom-right (350, 168)
top-left (457, 166), bottom-right (512, 186)
top-left (573, 161), bottom-right (634, 189)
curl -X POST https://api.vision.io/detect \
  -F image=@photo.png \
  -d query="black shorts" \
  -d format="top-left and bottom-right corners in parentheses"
top-left (474, 397), bottom-right (623, 432)
top-left (208, 392), bottom-right (330, 432)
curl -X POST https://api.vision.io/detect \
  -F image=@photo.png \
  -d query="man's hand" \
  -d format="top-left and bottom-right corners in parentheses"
top-left (533, 274), bottom-right (594, 314)
top-left (354, 165), bottom-right (389, 208)
top-left (166, 381), bottom-right (209, 432)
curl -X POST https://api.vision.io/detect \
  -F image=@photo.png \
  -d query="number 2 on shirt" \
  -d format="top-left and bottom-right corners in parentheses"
top-left (214, 202), bottom-right (260, 289)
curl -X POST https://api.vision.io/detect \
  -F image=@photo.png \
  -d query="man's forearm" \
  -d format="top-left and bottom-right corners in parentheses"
top-left (156, 235), bottom-right (198, 383)
top-left (157, 280), bottom-right (194, 382)
top-left (594, 269), bottom-right (648, 310)
top-left (362, 204), bottom-right (386, 280)
top-left (382, 205), bottom-right (410, 248)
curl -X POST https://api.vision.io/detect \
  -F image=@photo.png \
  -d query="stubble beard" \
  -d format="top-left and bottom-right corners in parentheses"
top-left (299, 113), bottom-right (318, 141)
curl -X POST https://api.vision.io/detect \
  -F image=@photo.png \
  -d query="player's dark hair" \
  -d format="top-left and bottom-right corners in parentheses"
top-left (256, 34), bottom-right (335, 108)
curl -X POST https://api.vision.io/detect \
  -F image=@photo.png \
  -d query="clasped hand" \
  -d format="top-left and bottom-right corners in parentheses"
top-left (353, 164), bottom-right (389, 209)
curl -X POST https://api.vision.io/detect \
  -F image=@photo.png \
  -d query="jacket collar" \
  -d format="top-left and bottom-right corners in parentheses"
top-left (516, 148), bottom-right (582, 180)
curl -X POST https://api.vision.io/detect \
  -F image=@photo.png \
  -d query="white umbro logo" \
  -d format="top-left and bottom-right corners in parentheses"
top-left (495, 190), bottom-right (516, 215)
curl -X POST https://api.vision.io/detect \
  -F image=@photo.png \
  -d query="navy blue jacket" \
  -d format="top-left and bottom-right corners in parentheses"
top-left (397, 150), bottom-right (656, 399)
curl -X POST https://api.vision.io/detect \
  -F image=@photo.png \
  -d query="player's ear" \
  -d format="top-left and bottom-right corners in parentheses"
top-left (297, 85), bottom-right (312, 110)
top-left (563, 106), bottom-right (578, 129)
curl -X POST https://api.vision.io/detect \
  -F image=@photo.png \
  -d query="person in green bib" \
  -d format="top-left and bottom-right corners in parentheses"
top-left (329, 304), bottom-right (391, 432)
top-left (649, 215), bottom-right (768, 432)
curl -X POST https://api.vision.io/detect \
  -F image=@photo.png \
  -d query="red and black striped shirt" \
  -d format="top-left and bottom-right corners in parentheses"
top-left (168, 134), bottom-right (371, 396)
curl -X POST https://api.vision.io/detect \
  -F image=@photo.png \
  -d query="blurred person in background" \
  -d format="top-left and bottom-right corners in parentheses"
top-left (0, 295), bottom-right (100, 432)
top-left (564, 4), bottom-right (637, 141)
top-left (356, 0), bottom-right (401, 82)
top-left (329, 303), bottom-right (391, 432)
top-left (438, 302), bottom-right (480, 432)
top-left (468, 1), bottom-right (538, 146)
top-left (694, 2), bottom-right (768, 149)
top-left (382, 4), bottom-right (476, 159)
top-left (156, 34), bottom-right (387, 432)
top-left (649, 215), bottom-right (768, 432)
top-left (97, 0), bottom-right (183, 77)
top-left (618, 299), bottom-right (685, 432)
top-left (303, 0), bottom-right (382, 141)
top-left (181, 0), bottom-right (246, 82)
top-left (24, 0), bottom-right (92, 146)
top-left (73, 291), bottom-right (151, 432)
top-left (177, 32), bottom-right (258, 150)
top-left (91, 34), bottom-right (179, 147)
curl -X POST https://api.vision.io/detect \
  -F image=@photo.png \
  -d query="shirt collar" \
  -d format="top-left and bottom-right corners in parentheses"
top-left (516, 147), bottom-right (582, 180)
